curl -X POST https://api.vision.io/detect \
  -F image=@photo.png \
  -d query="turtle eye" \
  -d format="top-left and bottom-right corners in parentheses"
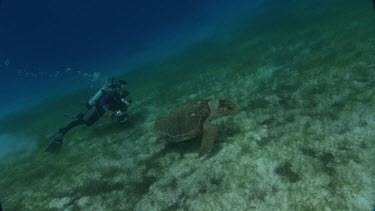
top-left (219, 107), bottom-right (229, 114)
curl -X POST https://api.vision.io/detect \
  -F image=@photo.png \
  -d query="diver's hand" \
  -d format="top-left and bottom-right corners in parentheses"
top-left (45, 133), bottom-right (64, 152)
top-left (114, 110), bottom-right (128, 124)
top-left (118, 115), bottom-right (128, 124)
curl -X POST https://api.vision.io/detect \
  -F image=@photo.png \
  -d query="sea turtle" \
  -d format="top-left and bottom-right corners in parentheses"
top-left (154, 99), bottom-right (236, 157)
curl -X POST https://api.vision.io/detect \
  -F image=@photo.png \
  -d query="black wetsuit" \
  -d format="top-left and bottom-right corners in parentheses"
top-left (45, 80), bottom-right (131, 152)
top-left (58, 89), bottom-right (130, 136)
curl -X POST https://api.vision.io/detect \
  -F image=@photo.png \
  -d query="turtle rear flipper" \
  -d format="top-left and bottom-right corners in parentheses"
top-left (198, 124), bottom-right (217, 157)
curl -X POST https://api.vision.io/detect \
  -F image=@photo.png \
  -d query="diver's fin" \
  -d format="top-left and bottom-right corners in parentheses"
top-left (198, 124), bottom-right (217, 157)
top-left (63, 113), bottom-right (76, 118)
top-left (45, 132), bottom-right (64, 152)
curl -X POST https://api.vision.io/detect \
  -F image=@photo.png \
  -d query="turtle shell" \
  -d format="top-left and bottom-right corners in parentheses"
top-left (154, 99), bottom-right (211, 142)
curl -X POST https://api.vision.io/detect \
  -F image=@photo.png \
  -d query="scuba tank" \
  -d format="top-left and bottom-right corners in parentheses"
top-left (87, 85), bottom-right (107, 107)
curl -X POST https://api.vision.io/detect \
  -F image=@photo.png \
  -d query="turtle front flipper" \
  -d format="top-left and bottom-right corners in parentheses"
top-left (198, 124), bottom-right (218, 157)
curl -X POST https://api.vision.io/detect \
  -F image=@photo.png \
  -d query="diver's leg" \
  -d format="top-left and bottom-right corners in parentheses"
top-left (46, 106), bottom-right (104, 152)
top-left (59, 118), bottom-right (85, 136)
top-left (45, 117), bottom-right (85, 152)
top-left (82, 105), bottom-right (105, 126)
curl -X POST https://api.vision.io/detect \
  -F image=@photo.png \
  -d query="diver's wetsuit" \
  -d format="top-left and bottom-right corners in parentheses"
top-left (58, 91), bottom-right (117, 136)
top-left (46, 79), bottom-right (132, 152)
top-left (62, 89), bottom-right (129, 130)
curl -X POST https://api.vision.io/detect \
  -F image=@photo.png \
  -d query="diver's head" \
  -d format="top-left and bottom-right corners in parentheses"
top-left (110, 78), bottom-right (129, 96)
top-left (117, 80), bottom-right (127, 86)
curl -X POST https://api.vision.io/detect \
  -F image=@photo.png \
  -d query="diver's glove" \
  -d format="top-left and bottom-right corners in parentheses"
top-left (118, 114), bottom-right (128, 124)
top-left (45, 132), bottom-right (64, 152)
top-left (113, 110), bottom-right (128, 124)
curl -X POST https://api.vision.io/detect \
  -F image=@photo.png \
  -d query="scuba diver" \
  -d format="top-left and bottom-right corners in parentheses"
top-left (45, 78), bottom-right (132, 152)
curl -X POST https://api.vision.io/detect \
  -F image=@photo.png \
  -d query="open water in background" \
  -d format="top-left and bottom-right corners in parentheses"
top-left (0, 0), bottom-right (261, 117)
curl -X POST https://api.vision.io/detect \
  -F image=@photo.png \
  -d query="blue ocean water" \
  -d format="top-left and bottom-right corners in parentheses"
top-left (0, 0), bottom-right (261, 117)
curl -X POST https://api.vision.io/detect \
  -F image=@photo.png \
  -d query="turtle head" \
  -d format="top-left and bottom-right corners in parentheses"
top-left (209, 100), bottom-right (236, 117)
top-left (218, 100), bottom-right (236, 116)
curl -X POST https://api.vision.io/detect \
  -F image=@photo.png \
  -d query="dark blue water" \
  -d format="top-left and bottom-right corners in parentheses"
top-left (0, 0), bottom-right (261, 117)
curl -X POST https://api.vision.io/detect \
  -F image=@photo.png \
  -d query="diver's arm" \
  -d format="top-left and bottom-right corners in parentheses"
top-left (113, 110), bottom-right (128, 123)
top-left (112, 97), bottom-right (132, 123)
